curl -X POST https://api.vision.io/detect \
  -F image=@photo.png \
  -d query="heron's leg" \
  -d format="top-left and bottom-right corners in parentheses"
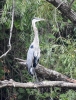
top-left (32, 74), bottom-right (35, 82)
top-left (34, 71), bottom-right (38, 82)
top-left (31, 67), bottom-right (35, 82)
top-left (32, 68), bottom-right (38, 82)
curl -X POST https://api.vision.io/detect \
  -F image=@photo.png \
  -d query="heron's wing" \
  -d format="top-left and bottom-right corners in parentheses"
top-left (33, 47), bottom-right (40, 67)
top-left (33, 56), bottom-right (39, 67)
top-left (26, 46), bottom-right (34, 69)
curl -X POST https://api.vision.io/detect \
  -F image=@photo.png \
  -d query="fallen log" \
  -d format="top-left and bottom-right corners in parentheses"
top-left (0, 79), bottom-right (76, 89)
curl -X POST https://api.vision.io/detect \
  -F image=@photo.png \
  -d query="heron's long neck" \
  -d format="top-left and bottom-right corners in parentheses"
top-left (33, 23), bottom-right (39, 45)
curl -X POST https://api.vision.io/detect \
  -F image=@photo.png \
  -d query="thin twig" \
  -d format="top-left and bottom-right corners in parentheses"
top-left (54, 8), bottom-right (64, 46)
top-left (69, 0), bottom-right (74, 9)
top-left (56, 1), bottom-right (64, 9)
top-left (14, 58), bottom-right (26, 62)
top-left (0, 0), bottom-right (14, 58)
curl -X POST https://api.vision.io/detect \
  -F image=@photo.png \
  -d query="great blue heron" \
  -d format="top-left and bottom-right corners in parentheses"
top-left (26, 18), bottom-right (45, 81)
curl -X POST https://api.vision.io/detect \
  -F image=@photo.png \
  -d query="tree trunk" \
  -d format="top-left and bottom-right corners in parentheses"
top-left (46, 0), bottom-right (76, 23)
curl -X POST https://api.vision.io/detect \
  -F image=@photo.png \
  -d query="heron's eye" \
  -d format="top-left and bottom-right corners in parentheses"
top-left (30, 45), bottom-right (34, 48)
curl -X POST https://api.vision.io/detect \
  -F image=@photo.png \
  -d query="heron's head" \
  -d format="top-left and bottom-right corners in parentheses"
top-left (32, 17), bottom-right (45, 24)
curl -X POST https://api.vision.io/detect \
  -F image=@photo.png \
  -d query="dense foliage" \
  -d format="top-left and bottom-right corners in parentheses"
top-left (0, 0), bottom-right (76, 100)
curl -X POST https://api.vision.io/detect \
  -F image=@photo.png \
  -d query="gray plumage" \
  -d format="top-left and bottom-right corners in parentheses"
top-left (26, 18), bottom-right (45, 76)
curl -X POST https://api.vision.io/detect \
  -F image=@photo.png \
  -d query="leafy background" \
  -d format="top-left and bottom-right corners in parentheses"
top-left (0, 0), bottom-right (76, 100)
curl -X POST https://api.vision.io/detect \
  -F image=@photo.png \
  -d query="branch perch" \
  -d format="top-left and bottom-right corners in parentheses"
top-left (15, 58), bottom-right (76, 83)
top-left (0, 0), bottom-right (14, 58)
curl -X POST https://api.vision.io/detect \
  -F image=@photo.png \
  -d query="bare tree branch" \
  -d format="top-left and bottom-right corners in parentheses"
top-left (0, 0), bottom-right (14, 58)
top-left (0, 79), bottom-right (76, 89)
top-left (46, 0), bottom-right (76, 23)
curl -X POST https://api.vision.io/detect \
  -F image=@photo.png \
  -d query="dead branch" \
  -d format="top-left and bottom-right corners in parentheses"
top-left (46, 0), bottom-right (76, 23)
top-left (0, 0), bottom-right (14, 58)
top-left (0, 79), bottom-right (76, 89)
top-left (15, 58), bottom-right (76, 83)
top-left (14, 58), bottom-right (26, 62)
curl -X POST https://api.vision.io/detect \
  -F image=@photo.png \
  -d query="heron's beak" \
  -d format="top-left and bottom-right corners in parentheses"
top-left (32, 17), bottom-right (45, 23)
top-left (34, 17), bottom-right (45, 21)
top-left (32, 17), bottom-right (45, 25)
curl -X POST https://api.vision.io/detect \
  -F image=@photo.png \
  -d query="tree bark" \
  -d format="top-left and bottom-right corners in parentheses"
top-left (46, 0), bottom-right (76, 23)
top-left (36, 64), bottom-right (76, 83)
